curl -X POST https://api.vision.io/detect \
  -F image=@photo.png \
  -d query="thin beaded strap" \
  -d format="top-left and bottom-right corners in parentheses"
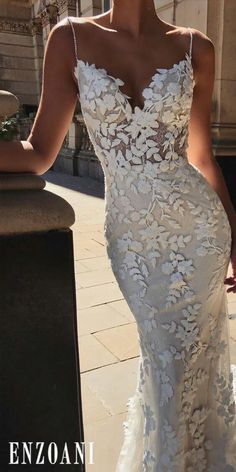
top-left (68, 17), bottom-right (80, 99)
top-left (68, 16), bottom-right (79, 64)
top-left (187, 26), bottom-right (193, 60)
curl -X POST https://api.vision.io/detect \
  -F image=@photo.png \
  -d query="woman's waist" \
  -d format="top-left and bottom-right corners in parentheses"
top-left (104, 162), bottom-right (230, 226)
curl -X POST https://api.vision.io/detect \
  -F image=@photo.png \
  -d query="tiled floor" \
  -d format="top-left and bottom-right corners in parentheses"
top-left (44, 170), bottom-right (236, 472)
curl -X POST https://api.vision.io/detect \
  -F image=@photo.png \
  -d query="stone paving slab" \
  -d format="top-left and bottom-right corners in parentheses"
top-left (75, 255), bottom-right (111, 272)
top-left (82, 357), bottom-right (140, 417)
top-left (79, 333), bottom-right (119, 373)
top-left (78, 304), bottom-right (130, 336)
top-left (94, 323), bottom-right (139, 361)
top-left (76, 267), bottom-right (116, 289)
top-left (44, 170), bottom-right (236, 472)
top-left (81, 382), bottom-right (109, 424)
top-left (84, 412), bottom-right (126, 472)
top-left (76, 282), bottom-right (124, 310)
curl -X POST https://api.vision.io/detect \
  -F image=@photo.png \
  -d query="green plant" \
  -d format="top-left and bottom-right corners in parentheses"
top-left (0, 116), bottom-right (18, 141)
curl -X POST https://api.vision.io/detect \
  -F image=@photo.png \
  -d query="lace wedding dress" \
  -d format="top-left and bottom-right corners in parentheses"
top-left (68, 17), bottom-right (236, 471)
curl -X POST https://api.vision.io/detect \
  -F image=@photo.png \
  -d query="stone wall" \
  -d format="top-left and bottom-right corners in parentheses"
top-left (0, 0), bottom-right (43, 107)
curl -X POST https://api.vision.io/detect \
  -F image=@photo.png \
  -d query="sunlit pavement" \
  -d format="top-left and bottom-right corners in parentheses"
top-left (44, 169), bottom-right (236, 472)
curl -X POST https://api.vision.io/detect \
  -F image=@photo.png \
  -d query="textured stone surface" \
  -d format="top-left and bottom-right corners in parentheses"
top-left (0, 229), bottom-right (84, 471)
top-left (0, 90), bottom-right (19, 120)
top-left (0, 189), bottom-right (75, 234)
top-left (0, 173), bottom-right (45, 190)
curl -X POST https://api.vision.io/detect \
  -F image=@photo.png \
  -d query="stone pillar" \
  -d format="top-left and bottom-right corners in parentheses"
top-left (207, 0), bottom-right (236, 155)
top-left (56, 0), bottom-right (77, 20)
top-left (80, 0), bottom-right (102, 17)
top-left (207, 0), bottom-right (236, 209)
top-left (39, 4), bottom-right (58, 44)
top-left (0, 90), bottom-right (19, 122)
top-left (31, 16), bottom-right (44, 99)
top-left (0, 174), bottom-right (86, 471)
top-left (0, 92), bottom-right (85, 470)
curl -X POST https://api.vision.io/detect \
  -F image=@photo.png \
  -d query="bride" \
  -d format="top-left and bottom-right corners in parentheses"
top-left (1, 1), bottom-right (236, 470)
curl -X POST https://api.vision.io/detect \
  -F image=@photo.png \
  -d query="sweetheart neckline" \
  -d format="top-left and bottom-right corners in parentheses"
top-left (75, 52), bottom-right (195, 115)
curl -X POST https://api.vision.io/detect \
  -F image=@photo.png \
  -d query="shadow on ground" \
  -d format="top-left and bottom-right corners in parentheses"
top-left (43, 169), bottom-right (104, 199)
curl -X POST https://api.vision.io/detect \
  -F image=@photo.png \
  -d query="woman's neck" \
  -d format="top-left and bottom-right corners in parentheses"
top-left (108, 0), bottom-right (161, 38)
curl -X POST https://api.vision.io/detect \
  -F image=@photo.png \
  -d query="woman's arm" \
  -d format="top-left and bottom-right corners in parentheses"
top-left (187, 30), bottom-right (236, 234)
top-left (187, 29), bottom-right (236, 292)
top-left (0, 18), bottom-right (79, 175)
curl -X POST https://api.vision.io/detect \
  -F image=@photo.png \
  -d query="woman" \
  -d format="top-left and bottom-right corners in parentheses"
top-left (1, 1), bottom-right (236, 470)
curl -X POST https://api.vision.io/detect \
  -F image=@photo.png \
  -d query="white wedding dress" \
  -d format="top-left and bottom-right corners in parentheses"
top-left (68, 17), bottom-right (236, 471)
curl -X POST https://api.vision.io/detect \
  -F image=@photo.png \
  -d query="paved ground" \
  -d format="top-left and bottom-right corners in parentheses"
top-left (44, 169), bottom-right (236, 472)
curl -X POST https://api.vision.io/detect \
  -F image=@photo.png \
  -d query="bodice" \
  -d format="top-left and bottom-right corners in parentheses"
top-left (68, 18), bottom-right (195, 184)
top-left (74, 53), bottom-right (195, 177)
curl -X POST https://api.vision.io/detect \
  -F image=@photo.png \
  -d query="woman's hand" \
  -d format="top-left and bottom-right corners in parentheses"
top-left (224, 238), bottom-right (236, 293)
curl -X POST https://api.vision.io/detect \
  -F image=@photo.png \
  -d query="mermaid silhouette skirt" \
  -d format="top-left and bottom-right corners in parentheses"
top-left (106, 163), bottom-right (236, 471)
top-left (67, 17), bottom-right (236, 471)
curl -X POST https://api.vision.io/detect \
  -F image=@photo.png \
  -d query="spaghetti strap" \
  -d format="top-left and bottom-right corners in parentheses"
top-left (67, 16), bottom-right (80, 99)
top-left (68, 16), bottom-right (78, 64)
top-left (187, 26), bottom-right (193, 60)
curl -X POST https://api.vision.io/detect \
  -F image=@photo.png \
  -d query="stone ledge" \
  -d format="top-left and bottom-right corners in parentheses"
top-left (0, 190), bottom-right (75, 235)
top-left (0, 173), bottom-right (75, 234)
top-left (0, 173), bottom-right (45, 190)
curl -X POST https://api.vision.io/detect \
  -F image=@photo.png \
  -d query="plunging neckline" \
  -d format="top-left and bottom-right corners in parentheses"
top-left (75, 51), bottom-right (194, 115)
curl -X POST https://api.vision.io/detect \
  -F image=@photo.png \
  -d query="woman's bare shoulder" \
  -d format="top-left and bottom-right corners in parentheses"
top-left (188, 27), bottom-right (214, 49)
top-left (170, 25), bottom-right (214, 66)
top-left (184, 26), bottom-right (214, 56)
top-left (59, 14), bottom-right (105, 29)
top-left (50, 15), bottom-right (94, 39)
top-left (46, 16), bottom-right (95, 70)
top-left (170, 24), bottom-right (213, 45)
top-left (54, 15), bottom-right (101, 46)
top-left (188, 27), bottom-right (215, 71)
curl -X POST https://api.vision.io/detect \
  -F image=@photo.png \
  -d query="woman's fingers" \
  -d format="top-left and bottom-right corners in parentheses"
top-left (226, 284), bottom-right (236, 293)
top-left (224, 259), bottom-right (236, 293)
top-left (224, 276), bottom-right (236, 284)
